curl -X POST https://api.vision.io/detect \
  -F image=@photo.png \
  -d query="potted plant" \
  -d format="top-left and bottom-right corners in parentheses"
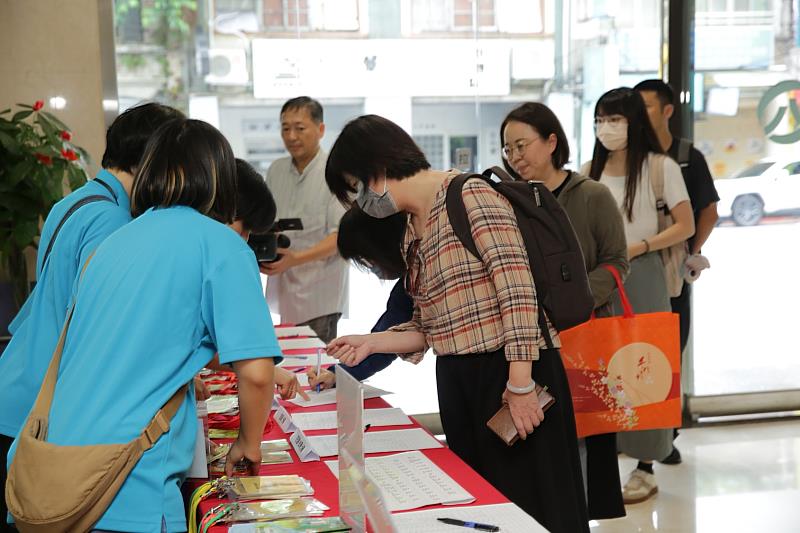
top-left (0, 100), bottom-right (89, 335)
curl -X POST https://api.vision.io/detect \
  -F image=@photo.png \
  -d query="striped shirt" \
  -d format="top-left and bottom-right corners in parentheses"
top-left (390, 175), bottom-right (559, 362)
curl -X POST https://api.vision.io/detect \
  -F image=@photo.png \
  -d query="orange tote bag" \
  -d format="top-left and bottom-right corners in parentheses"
top-left (559, 265), bottom-right (681, 438)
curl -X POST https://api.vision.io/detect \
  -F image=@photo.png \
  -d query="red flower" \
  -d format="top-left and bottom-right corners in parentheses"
top-left (60, 130), bottom-right (72, 141)
top-left (61, 148), bottom-right (79, 161)
top-left (32, 100), bottom-right (44, 111)
top-left (35, 153), bottom-right (53, 165)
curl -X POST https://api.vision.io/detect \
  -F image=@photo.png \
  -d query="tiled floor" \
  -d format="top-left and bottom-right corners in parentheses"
top-left (591, 417), bottom-right (800, 532)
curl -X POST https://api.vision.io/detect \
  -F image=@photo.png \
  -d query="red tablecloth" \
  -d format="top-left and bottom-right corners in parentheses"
top-left (196, 379), bottom-right (509, 531)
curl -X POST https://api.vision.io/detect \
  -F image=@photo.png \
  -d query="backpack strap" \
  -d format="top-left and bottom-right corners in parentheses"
top-left (445, 173), bottom-right (484, 260)
top-left (40, 194), bottom-right (115, 274)
top-left (649, 154), bottom-right (670, 233)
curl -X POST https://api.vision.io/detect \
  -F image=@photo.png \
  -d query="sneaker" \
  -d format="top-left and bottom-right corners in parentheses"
top-left (622, 469), bottom-right (658, 504)
top-left (659, 446), bottom-right (682, 465)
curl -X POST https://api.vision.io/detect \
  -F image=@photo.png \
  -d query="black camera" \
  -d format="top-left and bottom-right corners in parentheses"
top-left (249, 218), bottom-right (303, 263)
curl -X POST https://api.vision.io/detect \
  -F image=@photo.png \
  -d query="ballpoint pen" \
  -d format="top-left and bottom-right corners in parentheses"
top-left (315, 348), bottom-right (322, 393)
top-left (437, 518), bottom-right (500, 532)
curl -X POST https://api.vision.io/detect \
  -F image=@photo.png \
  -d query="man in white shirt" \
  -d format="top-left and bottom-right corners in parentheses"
top-left (262, 97), bottom-right (348, 342)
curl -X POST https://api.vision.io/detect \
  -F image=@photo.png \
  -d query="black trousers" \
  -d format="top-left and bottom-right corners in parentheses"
top-left (670, 281), bottom-right (691, 355)
top-left (1, 433), bottom-right (17, 532)
top-left (436, 348), bottom-right (589, 533)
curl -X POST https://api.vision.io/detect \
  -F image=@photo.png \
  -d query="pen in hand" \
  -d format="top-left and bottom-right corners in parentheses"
top-left (315, 348), bottom-right (322, 393)
top-left (437, 518), bottom-right (500, 532)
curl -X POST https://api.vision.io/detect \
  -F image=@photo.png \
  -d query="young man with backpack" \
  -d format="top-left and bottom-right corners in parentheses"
top-left (635, 79), bottom-right (720, 465)
top-left (0, 102), bottom-right (183, 530)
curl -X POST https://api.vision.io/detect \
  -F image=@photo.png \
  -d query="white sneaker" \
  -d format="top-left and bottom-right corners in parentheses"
top-left (622, 468), bottom-right (658, 504)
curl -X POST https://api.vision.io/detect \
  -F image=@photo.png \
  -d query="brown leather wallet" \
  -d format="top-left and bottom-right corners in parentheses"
top-left (486, 383), bottom-right (555, 446)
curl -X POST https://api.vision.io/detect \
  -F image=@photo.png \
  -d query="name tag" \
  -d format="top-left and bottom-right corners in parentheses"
top-left (290, 428), bottom-right (319, 462)
top-left (274, 404), bottom-right (296, 433)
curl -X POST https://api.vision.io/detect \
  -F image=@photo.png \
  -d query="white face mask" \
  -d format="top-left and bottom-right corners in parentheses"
top-left (596, 122), bottom-right (628, 152)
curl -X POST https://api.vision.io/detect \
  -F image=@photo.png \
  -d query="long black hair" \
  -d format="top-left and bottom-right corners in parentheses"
top-left (336, 206), bottom-right (407, 280)
top-left (588, 88), bottom-right (664, 221)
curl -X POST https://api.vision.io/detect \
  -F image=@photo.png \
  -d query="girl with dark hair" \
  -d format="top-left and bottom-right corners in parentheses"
top-left (308, 207), bottom-right (412, 390)
top-left (325, 114), bottom-right (589, 533)
top-left (582, 88), bottom-right (694, 505)
top-left (7, 119), bottom-right (286, 532)
top-left (501, 101), bottom-right (629, 519)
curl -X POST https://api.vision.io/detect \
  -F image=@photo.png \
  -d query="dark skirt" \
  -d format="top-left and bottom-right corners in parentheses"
top-left (436, 348), bottom-right (590, 533)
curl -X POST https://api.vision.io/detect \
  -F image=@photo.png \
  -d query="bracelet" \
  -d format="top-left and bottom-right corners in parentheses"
top-left (642, 239), bottom-right (651, 254)
top-left (506, 380), bottom-right (536, 395)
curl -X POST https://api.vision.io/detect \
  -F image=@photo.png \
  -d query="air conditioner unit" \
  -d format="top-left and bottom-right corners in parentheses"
top-left (205, 48), bottom-right (249, 86)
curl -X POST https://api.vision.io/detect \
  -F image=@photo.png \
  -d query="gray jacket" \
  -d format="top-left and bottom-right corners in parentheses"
top-left (557, 172), bottom-right (630, 313)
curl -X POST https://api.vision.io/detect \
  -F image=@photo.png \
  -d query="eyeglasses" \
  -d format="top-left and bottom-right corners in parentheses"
top-left (403, 239), bottom-right (422, 296)
top-left (501, 137), bottom-right (540, 160)
top-left (593, 115), bottom-right (627, 127)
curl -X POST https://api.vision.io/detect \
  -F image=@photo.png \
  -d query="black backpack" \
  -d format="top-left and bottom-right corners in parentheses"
top-left (445, 167), bottom-right (594, 337)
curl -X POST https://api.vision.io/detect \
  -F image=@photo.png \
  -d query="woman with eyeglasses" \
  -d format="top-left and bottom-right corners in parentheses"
top-left (323, 114), bottom-right (589, 533)
top-left (500, 101), bottom-right (629, 520)
top-left (582, 88), bottom-right (694, 505)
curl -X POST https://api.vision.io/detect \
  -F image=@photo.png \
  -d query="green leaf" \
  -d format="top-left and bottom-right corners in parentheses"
top-left (41, 111), bottom-right (69, 132)
top-left (12, 221), bottom-right (39, 249)
top-left (0, 130), bottom-right (20, 154)
top-left (15, 103), bottom-right (33, 110)
top-left (0, 109), bottom-right (9, 115)
top-left (6, 159), bottom-right (36, 187)
top-left (12, 110), bottom-right (34, 122)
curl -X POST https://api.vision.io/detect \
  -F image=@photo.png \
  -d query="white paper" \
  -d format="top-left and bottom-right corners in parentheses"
top-left (325, 451), bottom-right (474, 512)
top-left (279, 353), bottom-right (339, 367)
top-left (186, 418), bottom-right (209, 479)
top-left (278, 337), bottom-right (326, 350)
top-left (296, 372), bottom-right (309, 387)
top-left (275, 326), bottom-right (317, 338)
top-left (307, 428), bottom-right (442, 457)
top-left (205, 395), bottom-right (238, 414)
top-left (392, 502), bottom-right (548, 532)
top-left (287, 384), bottom-right (392, 408)
top-left (292, 408), bottom-right (412, 431)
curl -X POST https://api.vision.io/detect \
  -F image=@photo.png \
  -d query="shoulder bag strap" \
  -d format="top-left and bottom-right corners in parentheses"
top-left (41, 195), bottom-right (115, 274)
top-left (137, 383), bottom-right (190, 452)
top-left (27, 254), bottom-right (95, 439)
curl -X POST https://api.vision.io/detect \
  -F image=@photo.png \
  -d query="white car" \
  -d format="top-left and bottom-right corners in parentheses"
top-left (715, 159), bottom-right (800, 226)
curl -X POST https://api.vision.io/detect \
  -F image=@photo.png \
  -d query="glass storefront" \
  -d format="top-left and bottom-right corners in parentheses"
top-left (112, 0), bottom-right (800, 417)
top-left (691, 0), bottom-right (800, 400)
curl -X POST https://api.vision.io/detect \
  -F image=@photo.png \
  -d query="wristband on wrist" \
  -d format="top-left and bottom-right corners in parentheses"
top-left (506, 380), bottom-right (536, 395)
top-left (642, 239), bottom-right (650, 254)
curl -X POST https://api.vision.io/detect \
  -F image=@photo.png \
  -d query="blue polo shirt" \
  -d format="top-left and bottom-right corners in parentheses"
top-left (10, 206), bottom-right (283, 532)
top-left (0, 170), bottom-right (129, 438)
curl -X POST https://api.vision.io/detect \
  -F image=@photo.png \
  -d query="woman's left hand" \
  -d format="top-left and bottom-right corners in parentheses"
top-left (502, 388), bottom-right (545, 440)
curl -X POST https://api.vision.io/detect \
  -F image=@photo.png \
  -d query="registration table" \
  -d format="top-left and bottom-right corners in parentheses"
top-left (195, 342), bottom-right (544, 531)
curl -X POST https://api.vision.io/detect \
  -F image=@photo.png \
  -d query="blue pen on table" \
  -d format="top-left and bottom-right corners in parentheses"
top-left (436, 518), bottom-right (500, 532)
top-left (315, 348), bottom-right (322, 393)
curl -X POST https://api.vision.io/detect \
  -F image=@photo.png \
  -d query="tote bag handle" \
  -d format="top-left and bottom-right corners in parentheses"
top-left (602, 264), bottom-right (634, 318)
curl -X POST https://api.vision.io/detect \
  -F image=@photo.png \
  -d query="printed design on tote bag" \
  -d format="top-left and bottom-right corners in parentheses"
top-left (563, 351), bottom-right (639, 431)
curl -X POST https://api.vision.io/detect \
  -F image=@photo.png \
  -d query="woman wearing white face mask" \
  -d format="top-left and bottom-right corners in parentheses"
top-left (581, 88), bottom-right (695, 505)
top-left (324, 114), bottom-right (590, 533)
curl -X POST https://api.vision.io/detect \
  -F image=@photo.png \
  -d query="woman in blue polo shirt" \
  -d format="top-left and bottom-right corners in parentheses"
top-left (7, 119), bottom-right (283, 533)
